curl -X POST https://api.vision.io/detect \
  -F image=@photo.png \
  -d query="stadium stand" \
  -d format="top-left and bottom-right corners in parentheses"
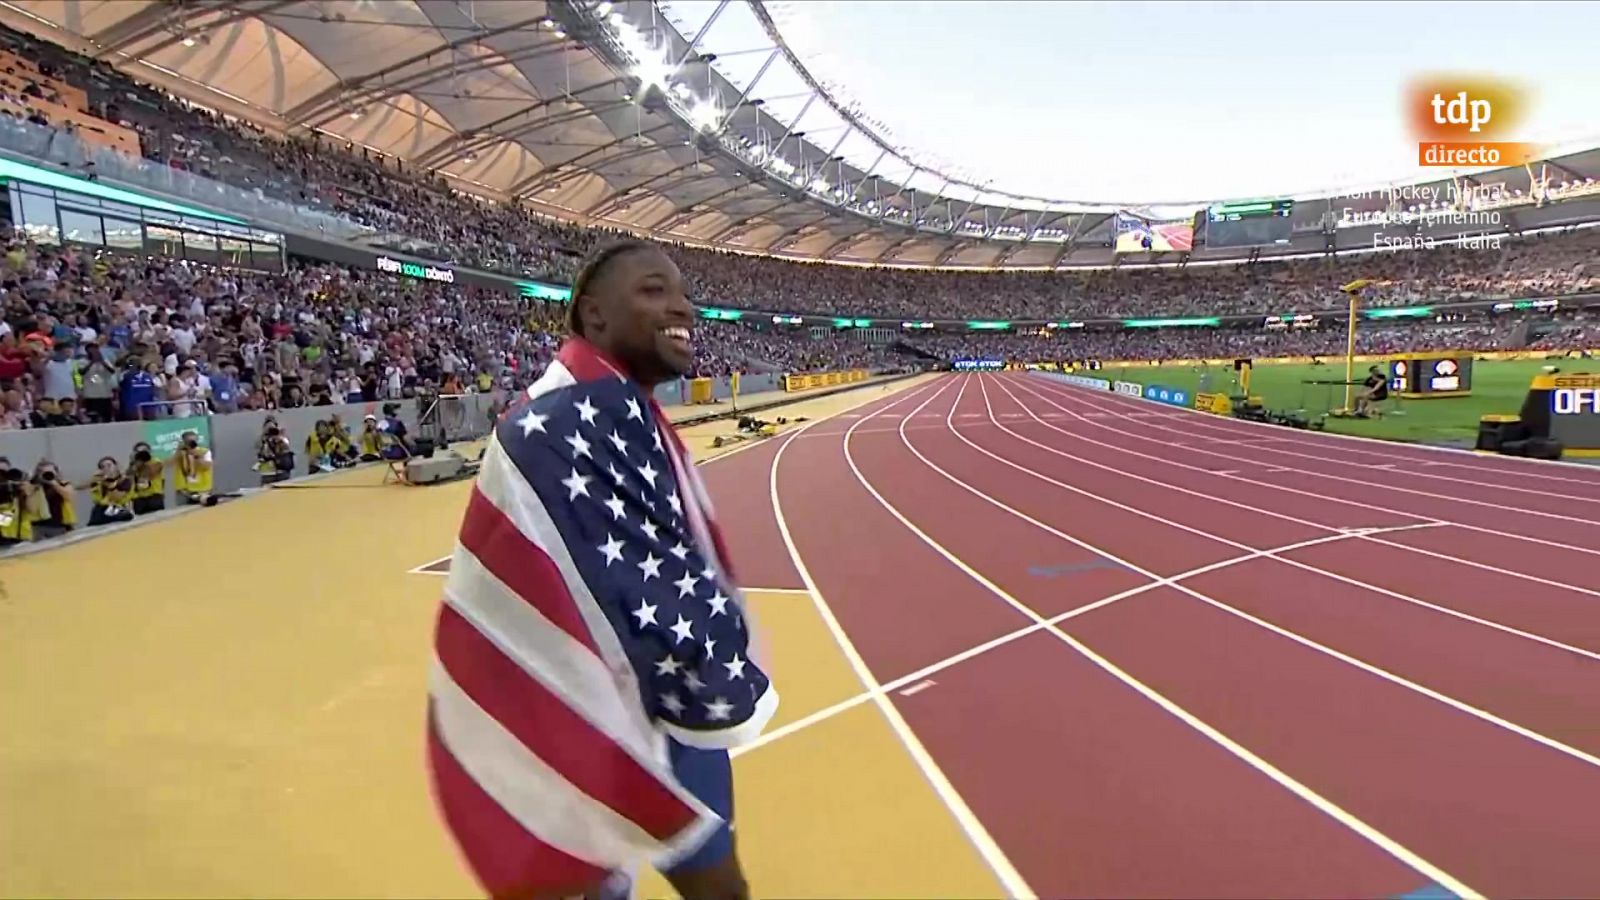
top-left (1, 23), bottom-right (1595, 324)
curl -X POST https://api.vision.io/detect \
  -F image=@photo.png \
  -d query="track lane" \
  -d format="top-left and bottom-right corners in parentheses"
top-left (980, 376), bottom-right (1600, 644)
top-left (699, 437), bottom-right (805, 589)
top-left (775, 384), bottom-right (1031, 682)
top-left (819, 378), bottom-right (1463, 897)
top-left (893, 376), bottom-right (1600, 896)
top-left (1024, 375), bottom-right (1600, 541)
top-left (1096, 375), bottom-right (1600, 499)
top-left (1010, 375), bottom-right (1600, 586)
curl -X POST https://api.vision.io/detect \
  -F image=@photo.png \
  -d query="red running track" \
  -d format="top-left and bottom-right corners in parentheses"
top-left (710, 372), bottom-right (1600, 899)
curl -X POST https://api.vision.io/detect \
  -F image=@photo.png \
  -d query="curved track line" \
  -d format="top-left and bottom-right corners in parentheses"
top-left (1016, 375), bottom-right (1600, 560)
top-left (1029, 376), bottom-right (1600, 528)
top-left (840, 377), bottom-right (1481, 899)
top-left (926, 376), bottom-right (1600, 773)
top-left (975, 376), bottom-right (1600, 662)
top-left (766, 380), bottom-right (1035, 900)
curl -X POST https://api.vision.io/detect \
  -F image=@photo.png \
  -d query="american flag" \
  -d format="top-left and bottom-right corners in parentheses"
top-left (426, 338), bottom-right (779, 899)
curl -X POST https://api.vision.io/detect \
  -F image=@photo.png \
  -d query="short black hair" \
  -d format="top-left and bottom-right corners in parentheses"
top-left (564, 240), bottom-right (656, 338)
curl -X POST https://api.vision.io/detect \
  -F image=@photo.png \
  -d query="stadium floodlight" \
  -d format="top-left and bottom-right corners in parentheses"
top-left (609, 10), bottom-right (625, 25)
top-left (810, 178), bottom-right (830, 193)
top-left (671, 82), bottom-right (692, 100)
top-left (540, 18), bottom-right (555, 28)
top-left (688, 102), bottom-right (723, 132)
top-left (633, 57), bottom-right (674, 93)
top-left (596, 1), bottom-right (613, 15)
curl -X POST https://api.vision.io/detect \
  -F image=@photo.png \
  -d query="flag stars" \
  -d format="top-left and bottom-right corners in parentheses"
top-left (703, 636), bottom-right (717, 659)
top-left (708, 590), bottom-right (730, 617)
top-left (668, 542), bottom-right (689, 561)
top-left (705, 697), bottom-right (733, 721)
top-left (638, 460), bottom-right (658, 488)
top-left (638, 553), bottom-right (663, 581)
top-left (561, 468), bottom-right (591, 499)
top-left (667, 491), bottom-right (682, 516)
top-left (640, 519), bottom-right (660, 543)
top-left (575, 396), bottom-right (599, 425)
top-left (632, 599), bottom-right (658, 628)
top-left (674, 572), bottom-right (700, 598)
top-left (652, 429), bottom-right (663, 452)
top-left (723, 654), bottom-right (747, 680)
top-left (602, 493), bottom-right (626, 521)
top-left (598, 534), bottom-right (625, 566)
top-left (607, 430), bottom-right (629, 455)
top-left (683, 670), bottom-right (706, 693)
top-left (606, 463), bottom-right (625, 485)
top-left (654, 655), bottom-right (684, 677)
top-left (669, 615), bottom-right (695, 645)
top-left (565, 431), bottom-right (593, 459)
top-left (517, 409), bottom-right (548, 436)
top-left (660, 692), bottom-right (686, 715)
top-left (624, 396), bottom-right (643, 422)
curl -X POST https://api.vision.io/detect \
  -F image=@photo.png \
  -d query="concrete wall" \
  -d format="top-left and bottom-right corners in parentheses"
top-left (0, 373), bottom-right (764, 522)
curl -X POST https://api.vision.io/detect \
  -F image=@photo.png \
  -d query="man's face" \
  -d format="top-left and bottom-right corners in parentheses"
top-left (581, 248), bottom-right (695, 385)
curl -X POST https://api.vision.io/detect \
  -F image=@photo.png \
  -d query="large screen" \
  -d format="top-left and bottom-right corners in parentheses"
top-left (1114, 213), bottom-right (1195, 253)
top-left (1199, 199), bottom-right (1294, 248)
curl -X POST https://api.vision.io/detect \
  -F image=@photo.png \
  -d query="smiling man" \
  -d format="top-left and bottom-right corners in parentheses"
top-left (427, 242), bottom-right (777, 900)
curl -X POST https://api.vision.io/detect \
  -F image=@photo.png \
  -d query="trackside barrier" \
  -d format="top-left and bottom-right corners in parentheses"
top-left (783, 369), bottom-right (869, 392)
top-left (1114, 381), bottom-right (1143, 397)
top-left (1052, 374), bottom-right (1112, 391)
top-left (1142, 384), bottom-right (1191, 407)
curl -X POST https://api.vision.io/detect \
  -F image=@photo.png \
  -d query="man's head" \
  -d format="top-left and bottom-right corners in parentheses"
top-left (565, 242), bottom-right (695, 386)
top-left (1369, 365), bottom-right (1383, 376)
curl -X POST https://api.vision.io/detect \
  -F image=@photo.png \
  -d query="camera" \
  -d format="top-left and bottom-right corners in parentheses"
top-left (185, 438), bottom-right (198, 449)
top-left (39, 470), bottom-right (56, 483)
top-left (265, 426), bottom-right (280, 438)
top-left (135, 450), bottom-right (152, 464)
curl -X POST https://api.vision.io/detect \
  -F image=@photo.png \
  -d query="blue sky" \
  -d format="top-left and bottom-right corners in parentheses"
top-left (659, 0), bottom-right (1600, 207)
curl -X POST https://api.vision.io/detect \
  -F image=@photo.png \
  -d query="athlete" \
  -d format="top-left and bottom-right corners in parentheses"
top-left (428, 242), bottom-right (775, 900)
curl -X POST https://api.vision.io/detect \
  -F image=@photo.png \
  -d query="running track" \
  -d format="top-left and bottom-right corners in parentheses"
top-left (699, 372), bottom-right (1600, 899)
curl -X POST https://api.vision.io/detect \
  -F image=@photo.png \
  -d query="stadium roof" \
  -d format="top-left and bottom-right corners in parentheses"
top-left (3, 0), bottom-right (1599, 270)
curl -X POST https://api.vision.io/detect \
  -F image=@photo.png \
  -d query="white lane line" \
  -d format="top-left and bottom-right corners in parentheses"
top-left (1028, 377), bottom-right (1600, 524)
top-left (899, 680), bottom-right (938, 697)
top-left (855, 376), bottom-right (1482, 898)
top-left (766, 378), bottom-right (1035, 900)
top-left (1013, 376), bottom-right (1600, 562)
top-left (983, 377), bottom-right (1600, 661)
top-left (744, 587), bottom-right (813, 596)
top-left (963, 376), bottom-right (1600, 763)
top-left (729, 524), bottom-right (1436, 761)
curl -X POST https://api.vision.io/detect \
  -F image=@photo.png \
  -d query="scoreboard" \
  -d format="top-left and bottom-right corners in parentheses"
top-left (1200, 199), bottom-right (1295, 248)
top-left (1389, 354), bottom-right (1473, 398)
top-left (1535, 373), bottom-right (1600, 457)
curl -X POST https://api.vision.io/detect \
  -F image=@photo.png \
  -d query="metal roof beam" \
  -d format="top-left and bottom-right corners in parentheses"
top-left (90, 1), bottom-right (221, 57)
top-left (874, 235), bottom-right (918, 264)
top-left (722, 48), bottom-right (780, 122)
top-left (707, 199), bottom-right (792, 242)
top-left (655, 183), bottom-right (765, 233)
top-left (435, 98), bottom-right (638, 172)
top-left (410, 76), bottom-right (627, 168)
top-left (767, 213), bottom-right (833, 251)
top-left (674, 0), bottom-right (730, 67)
top-left (283, 12), bottom-right (551, 123)
top-left (585, 159), bottom-right (706, 216)
top-left (506, 121), bottom-right (678, 195)
top-left (510, 138), bottom-right (671, 197)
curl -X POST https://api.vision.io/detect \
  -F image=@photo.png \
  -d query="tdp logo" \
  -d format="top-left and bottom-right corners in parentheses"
top-left (1431, 92), bottom-right (1491, 133)
top-left (1407, 75), bottom-right (1535, 168)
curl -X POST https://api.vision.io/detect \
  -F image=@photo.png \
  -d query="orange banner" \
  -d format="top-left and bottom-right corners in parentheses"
top-left (1417, 141), bottom-right (1538, 167)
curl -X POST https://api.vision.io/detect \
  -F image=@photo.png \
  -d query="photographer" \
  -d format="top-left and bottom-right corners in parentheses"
top-left (358, 414), bottom-right (385, 461)
top-left (127, 441), bottom-right (165, 515)
top-left (171, 430), bottom-right (216, 506)
top-left (255, 417), bottom-right (294, 481)
top-left (28, 458), bottom-right (77, 538)
top-left (0, 460), bottom-right (32, 546)
top-left (88, 456), bottom-right (135, 527)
